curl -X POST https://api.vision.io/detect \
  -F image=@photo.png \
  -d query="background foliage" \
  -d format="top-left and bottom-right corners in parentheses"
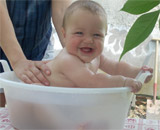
top-left (120, 0), bottom-right (160, 60)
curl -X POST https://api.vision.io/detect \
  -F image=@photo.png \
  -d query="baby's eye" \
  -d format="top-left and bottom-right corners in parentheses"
top-left (93, 34), bottom-right (101, 37)
top-left (75, 32), bottom-right (83, 35)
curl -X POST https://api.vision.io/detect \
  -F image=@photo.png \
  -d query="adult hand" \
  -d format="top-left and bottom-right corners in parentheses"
top-left (12, 59), bottom-right (51, 86)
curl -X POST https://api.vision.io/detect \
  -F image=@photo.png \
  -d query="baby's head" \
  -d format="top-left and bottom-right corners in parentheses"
top-left (62, 0), bottom-right (107, 63)
top-left (62, 0), bottom-right (107, 33)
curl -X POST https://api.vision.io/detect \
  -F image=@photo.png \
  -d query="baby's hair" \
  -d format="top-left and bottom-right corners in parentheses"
top-left (62, 0), bottom-right (107, 32)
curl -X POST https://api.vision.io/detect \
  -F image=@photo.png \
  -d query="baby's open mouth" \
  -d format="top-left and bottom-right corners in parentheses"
top-left (80, 47), bottom-right (94, 53)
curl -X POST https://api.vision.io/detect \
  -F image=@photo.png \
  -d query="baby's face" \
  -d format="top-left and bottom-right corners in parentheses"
top-left (63, 9), bottom-right (106, 63)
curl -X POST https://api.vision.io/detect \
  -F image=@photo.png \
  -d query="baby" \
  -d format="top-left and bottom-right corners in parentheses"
top-left (44, 0), bottom-right (153, 93)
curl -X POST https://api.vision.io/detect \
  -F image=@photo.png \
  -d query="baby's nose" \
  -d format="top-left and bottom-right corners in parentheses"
top-left (84, 36), bottom-right (93, 44)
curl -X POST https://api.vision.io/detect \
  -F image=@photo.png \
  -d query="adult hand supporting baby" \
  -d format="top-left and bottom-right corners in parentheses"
top-left (12, 59), bottom-right (51, 86)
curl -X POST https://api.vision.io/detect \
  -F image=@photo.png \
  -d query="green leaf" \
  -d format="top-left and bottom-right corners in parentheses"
top-left (119, 10), bottom-right (160, 60)
top-left (121, 0), bottom-right (160, 15)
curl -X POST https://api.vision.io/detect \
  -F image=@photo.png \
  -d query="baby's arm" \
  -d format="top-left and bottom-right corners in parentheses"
top-left (100, 54), bottom-right (153, 83)
top-left (99, 54), bottom-right (140, 78)
top-left (60, 55), bottom-right (142, 93)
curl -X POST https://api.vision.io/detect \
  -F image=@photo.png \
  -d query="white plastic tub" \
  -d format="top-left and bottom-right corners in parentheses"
top-left (0, 60), bottom-right (132, 129)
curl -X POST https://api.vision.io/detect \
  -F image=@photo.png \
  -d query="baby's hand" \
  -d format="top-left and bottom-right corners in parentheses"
top-left (141, 66), bottom-right (153, 83)
top-left (124, 78), bottom-right (142, 93)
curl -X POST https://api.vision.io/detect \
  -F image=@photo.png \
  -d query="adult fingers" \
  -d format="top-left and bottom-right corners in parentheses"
top-left (26, 71), bottom-right (41, 83)
top-left (30, 66), bottom-right (50, 86)
top-left (42, 60), bottom-right (51, 64)
top-left (21, 74), bottom-right (33, 84)
top-left (34, 61), bottom-right (51, 76)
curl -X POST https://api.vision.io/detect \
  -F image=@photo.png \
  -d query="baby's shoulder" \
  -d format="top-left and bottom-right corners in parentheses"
top-left (59, 51), bottom-right (79, 63)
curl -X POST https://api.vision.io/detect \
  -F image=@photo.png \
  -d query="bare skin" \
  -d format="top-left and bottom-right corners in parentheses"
top-left (44, 48), bottom-right (152, 93)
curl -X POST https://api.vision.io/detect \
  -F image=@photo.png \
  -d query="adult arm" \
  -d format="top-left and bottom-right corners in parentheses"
top-left (0, 0), bottom-right (51, 85)
top-left (51, 0), bottom-right (72, 47)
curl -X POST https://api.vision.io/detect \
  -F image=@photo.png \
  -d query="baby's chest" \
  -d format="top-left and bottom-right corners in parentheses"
top-left (85, 61), bottom-right (99, 73)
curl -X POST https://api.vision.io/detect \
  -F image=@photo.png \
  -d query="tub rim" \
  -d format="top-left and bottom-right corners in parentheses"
top-left (0, 71), bottom-right (131, 94)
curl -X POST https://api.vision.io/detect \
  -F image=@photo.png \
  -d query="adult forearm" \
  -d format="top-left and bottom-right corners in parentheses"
top-left (52, 0), bottom-right (72, 47)
top-left (0, 1), bottom-right (26, 67)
